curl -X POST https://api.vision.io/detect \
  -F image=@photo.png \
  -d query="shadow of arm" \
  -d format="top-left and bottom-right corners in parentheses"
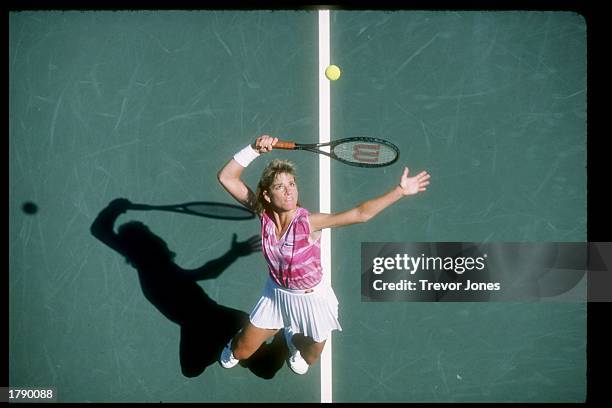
top-left (90, 198), bottom-right (131, 254)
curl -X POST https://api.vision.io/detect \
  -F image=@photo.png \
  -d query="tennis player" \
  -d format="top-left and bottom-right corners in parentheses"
top-left (218, 135), bottom-right (430, 374)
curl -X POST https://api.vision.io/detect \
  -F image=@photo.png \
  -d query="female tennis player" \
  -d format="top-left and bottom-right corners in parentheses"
top-left (217, 135), bottom-right (430, 374)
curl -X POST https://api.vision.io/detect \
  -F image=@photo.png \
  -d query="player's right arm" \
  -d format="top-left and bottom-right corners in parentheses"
top-left (217, 135), bottom-right (277, 212)
top-left (217, 158), bottom-right (258, 211)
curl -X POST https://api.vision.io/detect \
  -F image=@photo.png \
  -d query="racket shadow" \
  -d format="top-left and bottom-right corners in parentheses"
top-left (131, 201), bottom-right (256, 221)
top-left (90, 198), bottom-right (285, 379)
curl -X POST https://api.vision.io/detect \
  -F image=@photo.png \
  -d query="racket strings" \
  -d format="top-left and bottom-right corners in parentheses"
top-left (332, 141), bottom-right (398, 165)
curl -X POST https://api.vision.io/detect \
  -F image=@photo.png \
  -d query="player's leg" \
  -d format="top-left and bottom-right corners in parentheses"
top-left (232, 322), bottom-right (280, 361)
top-left (292, 332), bottom-right (326, 365)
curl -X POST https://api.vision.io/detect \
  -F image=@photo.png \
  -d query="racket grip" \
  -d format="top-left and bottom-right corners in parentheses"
top-left (273, 140), bottom-right (296, 150)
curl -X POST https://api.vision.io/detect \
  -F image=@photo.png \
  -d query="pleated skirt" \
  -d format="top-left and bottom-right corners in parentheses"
top-left (249, 276), bottom-right (342, 343)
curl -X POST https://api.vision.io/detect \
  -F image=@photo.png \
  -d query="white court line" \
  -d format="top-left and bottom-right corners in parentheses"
top-left (318, 9), bottom-right (333, 404)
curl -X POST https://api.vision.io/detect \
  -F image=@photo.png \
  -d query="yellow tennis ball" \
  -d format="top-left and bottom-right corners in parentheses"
top-left (325, 64), bottom-right (341, 81)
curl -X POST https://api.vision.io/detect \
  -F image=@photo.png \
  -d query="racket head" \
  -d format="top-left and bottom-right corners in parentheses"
top-left (326, 137), bottom-right (400, 167)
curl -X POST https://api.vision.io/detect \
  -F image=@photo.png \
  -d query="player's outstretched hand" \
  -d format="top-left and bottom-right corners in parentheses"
top-left (399, 167), bottom-right (430, 196)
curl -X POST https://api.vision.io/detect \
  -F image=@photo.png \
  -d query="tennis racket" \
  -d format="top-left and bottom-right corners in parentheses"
top-left (130, 202), bottom-right (255, 220)
top-left (273, 137), bottom-right (399, 168)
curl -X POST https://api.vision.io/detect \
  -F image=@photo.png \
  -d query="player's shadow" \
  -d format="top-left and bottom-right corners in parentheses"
top-left (90, 198), bottom-right (287, 379)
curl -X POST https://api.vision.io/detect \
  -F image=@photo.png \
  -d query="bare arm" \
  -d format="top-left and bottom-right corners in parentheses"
top-left (217, 158), bottom-right (258, 211)
top-left (217, 135), bottom-right (278, 211)
top-left (309, 167), bottom-right (430, 232)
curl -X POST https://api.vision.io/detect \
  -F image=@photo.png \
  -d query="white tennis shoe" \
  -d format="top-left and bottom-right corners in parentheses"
top-left (284, 328), bottom-right (309, 375)
top-left (219, 340), bottom-right (239, 368)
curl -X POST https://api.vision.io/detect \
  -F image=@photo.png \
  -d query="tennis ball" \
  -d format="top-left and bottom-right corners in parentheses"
top-left (325, 64), bottom-right (341, 81)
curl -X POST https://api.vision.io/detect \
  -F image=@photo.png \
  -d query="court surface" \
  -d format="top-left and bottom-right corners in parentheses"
top-left (9, 10), bottom-right (586, 402)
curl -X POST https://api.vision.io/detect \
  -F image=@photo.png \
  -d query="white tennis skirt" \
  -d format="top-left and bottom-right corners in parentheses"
top-left (249, 276), bottom-right (342, 343)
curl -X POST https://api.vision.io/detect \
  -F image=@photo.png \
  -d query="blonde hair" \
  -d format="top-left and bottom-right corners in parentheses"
top-left (254, 159), bottom-right (299, 214)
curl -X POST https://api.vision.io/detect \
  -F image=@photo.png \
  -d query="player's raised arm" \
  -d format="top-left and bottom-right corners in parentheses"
top-left (217, 135), bottom-right (278, 211)
top-left (309, 167), bottom-right (430, 232)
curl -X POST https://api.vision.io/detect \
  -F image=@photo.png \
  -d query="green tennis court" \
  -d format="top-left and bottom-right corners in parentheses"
top-left (9, 9), bottom-right (586, 402)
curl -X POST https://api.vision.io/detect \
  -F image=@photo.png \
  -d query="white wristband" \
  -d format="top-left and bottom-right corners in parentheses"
top-left (233, 144), bottom-right (260, 167)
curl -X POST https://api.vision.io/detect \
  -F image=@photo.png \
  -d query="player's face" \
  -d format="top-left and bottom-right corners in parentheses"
top-left (266, 172), bottom-right (298, 211)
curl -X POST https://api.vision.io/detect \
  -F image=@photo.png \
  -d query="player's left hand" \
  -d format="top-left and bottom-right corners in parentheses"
top-left (399, 167), bottom-right (430, 196)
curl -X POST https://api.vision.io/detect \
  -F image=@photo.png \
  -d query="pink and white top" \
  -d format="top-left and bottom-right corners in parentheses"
top-left (261, 207), bottom-right (323, 290)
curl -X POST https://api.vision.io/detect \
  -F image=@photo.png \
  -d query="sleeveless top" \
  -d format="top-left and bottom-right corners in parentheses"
top-left (261, 207), bottom-right (323, 289)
